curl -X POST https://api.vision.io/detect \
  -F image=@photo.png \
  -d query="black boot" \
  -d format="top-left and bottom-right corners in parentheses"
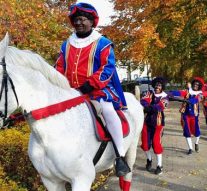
top-left (146, 159), bottom-right (152, 171)
top-left (187, 149), bottom-right (192, 155)
top-left (115, 157), bottom-right (131, 177)
top-left (154, 166), bottom-right (163, 175)
top-left (195, 144), bottom-right (199, 153)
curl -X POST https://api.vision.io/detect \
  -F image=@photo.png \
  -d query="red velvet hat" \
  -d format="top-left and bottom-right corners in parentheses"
top-left (68, 2), bottom-right (99, 27)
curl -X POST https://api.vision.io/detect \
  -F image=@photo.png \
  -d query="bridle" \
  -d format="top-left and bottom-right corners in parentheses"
top-left (0, 57), bottom-right (19, 127)
top-left (0, 57), bottom-right (92, 128)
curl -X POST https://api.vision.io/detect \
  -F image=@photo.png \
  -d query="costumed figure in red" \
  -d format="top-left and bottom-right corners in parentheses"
top-left (140, 77), bottom-right (169, 175)
top-left (55, 2), bottom-right (131, 179)
top-left (169, 77), bottom-right (204, 154)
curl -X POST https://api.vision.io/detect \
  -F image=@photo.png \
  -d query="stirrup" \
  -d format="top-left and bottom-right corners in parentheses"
top-left (115, 157), bottom-right (131, 177)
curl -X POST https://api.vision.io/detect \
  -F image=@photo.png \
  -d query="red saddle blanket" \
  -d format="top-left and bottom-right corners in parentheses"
top-left (88, 103), bottom-right (130, 141)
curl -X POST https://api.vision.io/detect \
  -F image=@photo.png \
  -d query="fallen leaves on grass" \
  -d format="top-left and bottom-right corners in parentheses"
top-left (91, 169), bottom-right (114, 191)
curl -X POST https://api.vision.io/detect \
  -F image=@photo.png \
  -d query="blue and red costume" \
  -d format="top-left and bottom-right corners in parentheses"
top-left (202, 84), bottom-right (207, 125)
top-left (55, 32), bottom-right (127, 110)
top-left (141, 90), bottom-right (169, 154)
top-left (55, 2), bottom-right (131, 185)
top-left (170, 88), bottom-right (203, 138)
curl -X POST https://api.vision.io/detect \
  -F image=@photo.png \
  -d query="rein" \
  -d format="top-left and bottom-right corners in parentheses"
top-left (0, 57), bottom-right (90, 127)
top-left (0, 57), bottom-right (91, 129)
top-left (30, 94), bottom-right (89, 120)
top-left (0, 57), bottom-right (107, 166)
top-left (0, 57), bottom-right (19, 127)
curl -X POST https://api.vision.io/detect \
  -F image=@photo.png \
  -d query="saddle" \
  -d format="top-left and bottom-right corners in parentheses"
top-left (25, 95), bottom-right (130, 166)
top-left (87, 100), bottom-right (130, 142)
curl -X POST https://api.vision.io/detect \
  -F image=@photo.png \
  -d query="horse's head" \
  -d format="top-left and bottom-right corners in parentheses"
top-left (0, 33), bottom-right (19, 128)
top-left (0, 33), bottom-right (73, 128)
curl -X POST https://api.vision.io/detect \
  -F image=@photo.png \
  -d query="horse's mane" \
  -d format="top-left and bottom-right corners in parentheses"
top-left (6, 46), bottom-right (71, 90)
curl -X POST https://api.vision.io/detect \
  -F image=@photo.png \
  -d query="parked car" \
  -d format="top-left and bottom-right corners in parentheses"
top-left (121, 77), bottom-right (152, 94)
top-left (135, 77), bottom-right (152, 85)
top-left (120, 78), bottom-right (128, 83)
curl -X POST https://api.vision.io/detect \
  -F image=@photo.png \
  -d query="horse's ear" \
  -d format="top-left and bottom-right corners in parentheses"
top-left (0, 32), bottom-right (10, 60)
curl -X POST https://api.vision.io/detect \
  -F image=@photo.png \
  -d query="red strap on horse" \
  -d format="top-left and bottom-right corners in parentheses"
top-left (31, 95), bottom-right (89, 120)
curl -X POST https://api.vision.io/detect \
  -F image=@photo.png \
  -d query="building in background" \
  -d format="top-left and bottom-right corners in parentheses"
top-left (117, 64), bottom-right (151, 82)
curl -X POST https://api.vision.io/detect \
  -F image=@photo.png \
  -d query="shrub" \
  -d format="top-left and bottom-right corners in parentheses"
top-left (0, 122), bottom-right (45, 191)
top-left (0, 122), bottom-right (112, 190)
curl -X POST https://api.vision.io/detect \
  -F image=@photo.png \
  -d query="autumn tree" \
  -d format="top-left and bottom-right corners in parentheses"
top-left (150, 0), bottom-right (207, 83)
top-left (0, 0), bottom-right (74, 63)
top-left (102, 0), bottom-right (207, 83)
top-left (101, 0), bottom-right (165, 80)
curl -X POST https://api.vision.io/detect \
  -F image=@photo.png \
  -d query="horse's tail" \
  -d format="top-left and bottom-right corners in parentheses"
top-left (135, 85), bottom-right (140, 101)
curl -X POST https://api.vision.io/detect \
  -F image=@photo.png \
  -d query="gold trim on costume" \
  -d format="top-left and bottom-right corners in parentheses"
top-left (64, 41), bottom-right (70, 77)
top-left (88, 40), bottom-right (99, 77)
top-left (75, 48), bottom-right (82, 87)
top-left (157, 112), bottom-right (162, 126)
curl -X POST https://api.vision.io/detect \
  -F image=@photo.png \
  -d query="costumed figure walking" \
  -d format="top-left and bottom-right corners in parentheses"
top-left (169, 77), bottom-right (204, 154)
top-left (140, 77), bottom-right (169, 175)
top-left (202, 83), bottom-right (207, 125)
top-left (55, 2), bottom-right (130, 178)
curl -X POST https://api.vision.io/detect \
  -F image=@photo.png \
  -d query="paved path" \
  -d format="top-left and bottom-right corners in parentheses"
top-left (99, 102), bottom-right (207, 191)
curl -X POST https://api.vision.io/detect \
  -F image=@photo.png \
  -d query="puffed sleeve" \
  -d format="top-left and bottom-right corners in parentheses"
top-left (55, 41), bottom-right (67, 75)
top-left (87, 44), bottom-right (115, 89)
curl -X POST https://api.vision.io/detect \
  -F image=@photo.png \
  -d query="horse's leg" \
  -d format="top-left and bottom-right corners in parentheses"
top-left (121, 134), bottom-right (140, 191)
top-left (71, 176), bottom-right (93, 191)
top-left (41, 175), bottom-right (66, 191)
top-left (71, 160), bottom-right (95, 191)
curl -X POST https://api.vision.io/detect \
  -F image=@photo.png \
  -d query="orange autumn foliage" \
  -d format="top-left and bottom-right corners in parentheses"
top-left (101, 0), bottom-right (207, 82)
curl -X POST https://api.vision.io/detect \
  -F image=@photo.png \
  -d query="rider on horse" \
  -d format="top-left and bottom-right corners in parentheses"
top-left (55, 2), bottom-right (130, 177)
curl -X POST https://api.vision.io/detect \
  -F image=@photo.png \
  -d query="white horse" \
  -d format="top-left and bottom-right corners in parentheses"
top-left (0, 33), bottom-right (144, 191)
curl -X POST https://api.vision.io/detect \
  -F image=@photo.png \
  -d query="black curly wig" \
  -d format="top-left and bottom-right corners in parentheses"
top-left (151, 77), bottom-right (166, 90)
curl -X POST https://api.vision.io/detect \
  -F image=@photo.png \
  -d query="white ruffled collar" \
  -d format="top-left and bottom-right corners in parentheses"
top-left (69, 30), bottom-right (102, 48)
top-left (189, 88), bottom-right (202, 95)
top-left (154, 91), bottom-right (167, 98)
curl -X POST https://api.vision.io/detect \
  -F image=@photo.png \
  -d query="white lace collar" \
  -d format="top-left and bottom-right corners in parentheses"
top-left (69, 30), bottom-right (102, 48)
top-left (189, 88), bottom-right (202, 95)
